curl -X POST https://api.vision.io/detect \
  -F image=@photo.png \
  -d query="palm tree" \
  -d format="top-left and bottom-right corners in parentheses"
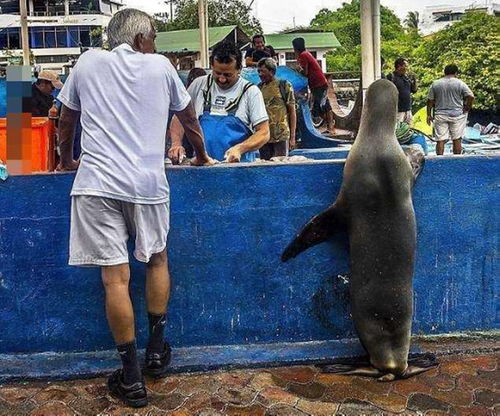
top-left (404, 11), bottom-right (419, 31)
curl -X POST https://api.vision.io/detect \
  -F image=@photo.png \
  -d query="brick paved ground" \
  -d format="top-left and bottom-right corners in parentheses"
top-left (1, 350), bottom-right (498, 416)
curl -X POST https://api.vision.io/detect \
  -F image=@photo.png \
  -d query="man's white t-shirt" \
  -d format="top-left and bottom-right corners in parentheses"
top-left (58, 44), bottom-right (191, 204)
top-left (187, 75), bottom-right (268, 130)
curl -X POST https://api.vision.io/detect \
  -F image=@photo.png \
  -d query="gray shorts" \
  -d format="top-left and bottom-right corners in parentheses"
top-left (69, 195), bottom-right (169, 267)
top-left (433, 113), bottom-right (467, 142)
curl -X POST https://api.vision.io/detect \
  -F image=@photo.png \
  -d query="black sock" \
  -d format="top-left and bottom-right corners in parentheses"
top-left (147, 312), bottom-right (167, 352)
top-left (116, 340), bottom-right (142, 384)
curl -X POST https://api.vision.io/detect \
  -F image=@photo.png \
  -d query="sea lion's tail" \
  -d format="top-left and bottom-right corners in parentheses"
top-left (281, 204), bottom-right (347, 262)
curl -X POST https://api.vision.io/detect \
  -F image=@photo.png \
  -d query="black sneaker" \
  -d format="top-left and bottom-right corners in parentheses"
top-left (107, 369), bottom-right (148, 408)
top-left (143, 341), bottom-right (172, 378)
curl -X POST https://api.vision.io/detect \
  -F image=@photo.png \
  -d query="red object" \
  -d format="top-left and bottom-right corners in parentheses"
top-left (297, 51), bottom-right (328, 89)
top-left (0, 117), bottom-right (53, 173)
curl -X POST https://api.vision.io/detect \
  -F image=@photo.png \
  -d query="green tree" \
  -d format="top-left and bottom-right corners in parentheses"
top-left (404, 11), bottom-right (419, 31)
top-left (411, 12), bottom-right (500, 111)
top-left (310, 0), bottom-right (408, 72)
top-left (167, 0), bottom-right (262, 35)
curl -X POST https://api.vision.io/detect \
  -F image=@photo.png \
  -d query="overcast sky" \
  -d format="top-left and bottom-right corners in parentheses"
top-left (124, 0), bottom-right (473, 32)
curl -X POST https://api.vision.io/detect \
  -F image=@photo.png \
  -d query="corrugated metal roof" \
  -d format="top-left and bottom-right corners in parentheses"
top-left (264, 32), bottom-right (341, 50)
top-left (155, 25), bottom-right (237, 53)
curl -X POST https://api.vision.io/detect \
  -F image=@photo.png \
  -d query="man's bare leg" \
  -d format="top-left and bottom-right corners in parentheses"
top-left (146, 249), bottom-right (170, 314)
top-left (325, 110), bottom-right (336, 135)
top-left (436, 141), bottom-right (445, 155)
top-left (102, 264), bottom-right (142, 385)
top-left (452, 139), bottom-right (462, 155)
top-left (144, 249), bottom-right (172, 377)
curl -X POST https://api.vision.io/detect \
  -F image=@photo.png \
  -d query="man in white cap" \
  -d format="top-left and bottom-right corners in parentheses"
top-left (32, 69), bottom-right (63, 116)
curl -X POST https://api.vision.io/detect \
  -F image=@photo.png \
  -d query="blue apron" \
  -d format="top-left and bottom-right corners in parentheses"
top-left (199, 75), bottom-right (257, 162)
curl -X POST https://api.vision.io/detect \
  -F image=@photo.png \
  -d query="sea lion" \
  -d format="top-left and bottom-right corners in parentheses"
top-left (282, 79), bottom-right (435, 381)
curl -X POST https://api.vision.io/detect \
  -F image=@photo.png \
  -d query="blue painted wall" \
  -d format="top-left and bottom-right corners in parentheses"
top-left (0, 156), bottom-right (498, 356)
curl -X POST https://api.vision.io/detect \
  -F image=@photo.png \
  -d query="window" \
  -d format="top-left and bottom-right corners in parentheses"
top-left (79, 27), bottom-right (91, 47)
top-left (30, 27), bottom-right (44, 48)
top-left (0, 32), bottom-right (7, 49)
top-left (57, 27), bottom-right (68, 47)
top-left (69, 27), bottom-right (80, 47)
top-left (8, 28), bottom-right (20, 49)
top-left (44, 27), bottom-right (56, 48)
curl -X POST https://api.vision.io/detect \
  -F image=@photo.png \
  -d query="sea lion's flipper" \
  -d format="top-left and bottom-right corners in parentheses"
top-left (317, 358), bottom-right (384, 378)
top-left (403, 144), bottom-right (426, 184)
top-left (402, 352), bottom-right (439, 378)
top-left (281, 204), bottom-right (347, 262)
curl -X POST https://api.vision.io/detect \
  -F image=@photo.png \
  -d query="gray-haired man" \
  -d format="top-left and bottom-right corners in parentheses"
top-left (57, 8), bottom-right (213, 407)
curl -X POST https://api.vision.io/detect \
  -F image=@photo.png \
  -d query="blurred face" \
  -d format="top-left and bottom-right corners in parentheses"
top-left (257, 65), bottom-right (274, 83)
top-left (38, 80), bottom-right (54, 95)
top-left (397, 60), bottom-right (408, 74)
top-left (212, 58), bottom-right (240, 90)
top-left (254, 37), bottom-right (265, 50)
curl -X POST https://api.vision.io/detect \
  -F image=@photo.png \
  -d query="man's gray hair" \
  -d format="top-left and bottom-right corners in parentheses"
top-left (107, 8), bottom-right (155, 50)
top-left (258, 57), bottom-right (277, 74)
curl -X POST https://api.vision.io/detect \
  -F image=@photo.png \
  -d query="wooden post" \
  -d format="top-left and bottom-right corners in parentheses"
top-left (19, 0), bottom-right (31, 66)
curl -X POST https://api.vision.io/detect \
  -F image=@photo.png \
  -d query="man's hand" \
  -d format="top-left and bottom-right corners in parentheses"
top-left (289, 137), bottom-right (297, 151)
top-left (168, 145), bottom-right (186, 165)
top-left (190, 154), bottom-right (216, 166)
top-left (426, 115), bottom-right (434, 126)
top-left (56, 159), bottom-right (79, 171)
top-left (224, 146), bottom-right (242, 163)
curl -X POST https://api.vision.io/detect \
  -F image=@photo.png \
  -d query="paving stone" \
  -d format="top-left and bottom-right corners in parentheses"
top-left (0, 386), bottom-right (40, 404)
top-left (67, 395), bottom-right (112, 416)
top-left (264, 404), bottom-right (309, 416)
top-left (0, 397), bottom-right (37, 416)
top-left (271, 367), bottom-right (317, 384)
top-left (407, 393), bottom-right (452, 413)
top-left (393, 375), bottom-right (433, 397)
top-left (183, 392), bottom-right (213, 413)
top-left (216, 385), bottom-right (258, 406)
top-left (256, 386), bottom-right (298, 407)
top-left (430, 385), bottom-right (472, 407)
top-left (249, 372), bottom-right (276, 391)
top-left (215, 372), bottom-right (253, 389)
top-left (33, 386), bottom-right (77, 404)
top-left (177, 375), bottom-right (220, 396)
top-left (146, 377), bottom-right (180, 395)
top-left (463, 355), bottom-right (498, 372)
top-left (473, 389), bottom-right (500, 408)
top-left (336, 399), bottom-right (384, 416)
top-left (455, 406), bottom-right (495, 416)
top-left (439, 360), bottom-right (478, 377)
top-left (457, 373), bottom-right (496, 392)
top-left (322, 383), bottom-right (367, 404)
top-left (296, 398), bottom-right (339, 416)
top-left (225, 403), bottom-right (267, 416)
top-left (170, 410), bottom-right (193, 416)
top-left (367, 392), bottom-right (408, 413)
top-left (349, 376), bottom-right (393, 397)
top-left (196, 410), bottom-right (225, 416)
top-left (286, 381), bottom-right (326, 400)
top-left (424, 411), bottom-right (451, 416)
top-left (316, 373), bottom-right (352, 386)
top-left (30, 401), bottom-right (76, 416)
top-left (422, 373), bottom-right (456, 391)
top-left (149, 391), bottom-right (188, 411)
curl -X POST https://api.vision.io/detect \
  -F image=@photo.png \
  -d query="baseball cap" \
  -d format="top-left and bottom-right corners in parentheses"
top-left (37, 70), bottom-right (64, 89)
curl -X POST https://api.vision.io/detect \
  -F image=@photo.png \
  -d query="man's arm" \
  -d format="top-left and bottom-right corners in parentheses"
top-left (410, 75), bottom-right (418, 93)
top-left (245, 57), bottom-right (257, 67)
top-left (174, 101), bottom-right (213, 166)
top-left (167, 115), bottom-right (186, 164)
top-left (57, 104), bottom-right (80, 171)
top-left (426, 99), bottom-right (435, 125)
top-left (224, 121), bottom-right (270, 163)
top-left (463, 95), bottom-right (474, 114)
top-left (287, 103), bottom-right (297, 149)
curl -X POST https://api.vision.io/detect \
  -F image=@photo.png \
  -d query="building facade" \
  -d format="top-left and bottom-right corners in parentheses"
top-left (0, 0), bottom-right (123, 72)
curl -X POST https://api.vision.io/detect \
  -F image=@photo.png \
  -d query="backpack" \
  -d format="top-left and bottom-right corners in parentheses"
top-left (258, 79), bottom-right (291, 106)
